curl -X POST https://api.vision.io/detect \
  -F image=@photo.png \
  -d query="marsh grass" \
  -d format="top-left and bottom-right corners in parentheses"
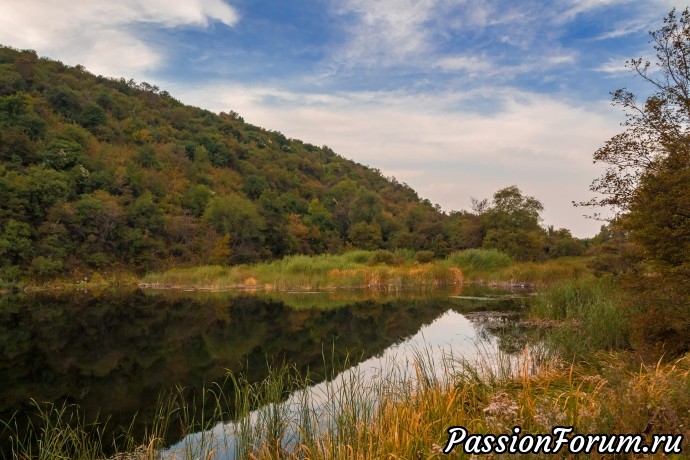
top-left (141, 251), bottom-right (463, 292)
top-left (445, 249), bottom-right (513, 272)
top-left (444, 250), bottom-right (592, 286)
top-left (142, 250), bottom-right (591, 293)
top-left (6, 340), bottom-right (690, 460)
top-left (530, 278), bottom-right (629, 359)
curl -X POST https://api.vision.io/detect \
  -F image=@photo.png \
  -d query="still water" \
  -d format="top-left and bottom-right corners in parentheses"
top-left (0, 285), bottom-right (530, 456)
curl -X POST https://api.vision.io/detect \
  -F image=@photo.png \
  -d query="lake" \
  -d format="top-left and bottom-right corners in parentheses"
top-left (0, 284), bottom-right (532, 457)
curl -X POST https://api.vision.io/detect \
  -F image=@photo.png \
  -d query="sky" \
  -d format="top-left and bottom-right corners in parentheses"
top-left (0, 0), bottom-right (684, 237)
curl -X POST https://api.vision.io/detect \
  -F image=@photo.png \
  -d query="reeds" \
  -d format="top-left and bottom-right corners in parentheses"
top-left (6, 340), bottom-right (690, 460)
top-left (140, 251), bottom-right (463, 292)
top-left (445, 249), bottom-right (513, 272)
top-left (444, 251), bottom-right (591, 286)
top-left (141, 250), bottom-right (592, 293)
top-left (530, 278), bottom-right (629, 359)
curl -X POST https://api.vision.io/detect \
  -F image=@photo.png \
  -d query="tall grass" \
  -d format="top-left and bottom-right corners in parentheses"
top-left (445, 248), bottom-right (513, 272)
top-left (141, 251), bottom-right (463, 292)
top-left (530, 278), bottom-right (629, 359)
top-left (6, 348), bottom-right (689, 460)
top-left (445, 250), bottom-right (592, 286)
top-left (142, 250), bottom-right (592, 293)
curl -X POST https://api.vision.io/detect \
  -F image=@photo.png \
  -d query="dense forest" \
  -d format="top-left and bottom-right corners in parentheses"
top-left (0, 46), bottom-right (584, 280)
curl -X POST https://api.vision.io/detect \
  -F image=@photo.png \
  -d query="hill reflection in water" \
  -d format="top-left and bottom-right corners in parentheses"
top-left (0, 285), bottom-right (527, 453)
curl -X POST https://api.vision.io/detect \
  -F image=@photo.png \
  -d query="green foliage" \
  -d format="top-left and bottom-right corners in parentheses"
top-left (0, 64), bottom-right (26, 95)
top-left (348, 222), bottom-right (383, 250)
top-left (203, 195), bottom-right (266, 263)
top-left (42, 138), bottom-right (84, 170)
top-left (242, 174), bottom-right (268, 199)
top-left (583, 8), bottom-right (690, 358)
top-left (413, 250), bottom-right (435, 264)
top-left (79, 103), bottom-right (107, 131)
top-left (531, 278), bottom-right (629, 359)
top-left (484, 185), bottom-right (543, 231)
top-left (182, 184), bottom-right (213, 218)
top-left (482, 228), bottom-right (547, 262)
top-left (445, 248), bottom-right (512, 272)
top-left (369, 250), bottom-right (399, 266)
top-left (546, 227), bottom-right (585, 257)
top-left (0, 45), bottom-right (585, 280)
top-left (0, 219), bottom-right (33, 267)
top-left (135, 144), bottom-right (158, 168)
top-left (29, 255), bottom-right (64, 279)
top-left (47, 85), bottom-right (81, 120)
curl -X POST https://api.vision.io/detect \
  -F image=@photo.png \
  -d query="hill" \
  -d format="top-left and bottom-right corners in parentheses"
top-left (0, 46), bottom-right (586, 281)
top-left (0, 46), bottom-right (459, 279)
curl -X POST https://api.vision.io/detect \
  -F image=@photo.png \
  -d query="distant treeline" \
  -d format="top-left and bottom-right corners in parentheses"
top-left (0, 46), bottom-right (585, 280)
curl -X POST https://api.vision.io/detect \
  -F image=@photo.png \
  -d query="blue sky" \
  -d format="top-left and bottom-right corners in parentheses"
top-left (0, 0), bottom-right (683, 236)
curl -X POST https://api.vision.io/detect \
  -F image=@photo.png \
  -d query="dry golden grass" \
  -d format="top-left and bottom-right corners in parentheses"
top-left (8, 352), bottom-right (690, 459)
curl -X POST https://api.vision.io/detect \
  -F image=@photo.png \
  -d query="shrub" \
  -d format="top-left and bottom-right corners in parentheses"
top-left (29, 256), bottom-right (64, 279)
top-left (369, 250), bottom-right (399, 266)
top-left (414, 250), bottom-right (435, 264)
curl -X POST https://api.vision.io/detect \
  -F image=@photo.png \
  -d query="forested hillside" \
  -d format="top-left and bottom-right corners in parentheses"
top-left (0, 46), bottom-right (583, 280)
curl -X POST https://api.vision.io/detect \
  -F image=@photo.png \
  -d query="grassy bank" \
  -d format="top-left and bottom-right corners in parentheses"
top-left (445, 249), bottom-right (592, 286)
top-left (4, 348), bottom-right (689, 459)
top-left (140, 250), bottom-right (462, 291)
top-left (10, 249), bottom-right (591, 294)
top-left (140, 249), bottom-right (590, 292)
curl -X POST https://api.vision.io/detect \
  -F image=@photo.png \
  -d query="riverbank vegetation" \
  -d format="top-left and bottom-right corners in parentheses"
top-left (3, 6), bottom-right (690, 460)
top-left (139, 249), bottom-right (591, 292)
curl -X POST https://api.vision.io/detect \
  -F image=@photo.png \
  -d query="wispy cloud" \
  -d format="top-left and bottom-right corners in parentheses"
top-left (595, 18), bottom-right (652, 40)
top-left (435, 54), bottom-right (495, 74)
top-left (560, 0), bottom-right (632, 22)
top-left (0, 0), bottom-right (239, 77)
top-left (329, 0), bottom-right (438, 68)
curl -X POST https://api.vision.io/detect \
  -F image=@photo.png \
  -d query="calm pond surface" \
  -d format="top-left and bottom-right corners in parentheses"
top-left (0, 284), bottom-right (532, 456)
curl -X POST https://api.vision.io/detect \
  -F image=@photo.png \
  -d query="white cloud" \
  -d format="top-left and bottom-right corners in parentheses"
top-left (546, 54), bottom-right (577, 65)
top-left (561, 0), bottom-right (632, 21)
top-left (329, 0), bottom-right (439, 68)
top-left (594, 57), bottom-right (631, 74)
top-left (0, 0), bottom-right (239, 77)
top-left (435, 55), bottom-right (495, 74)
top-left (595, 18), bottom-right (651, 40)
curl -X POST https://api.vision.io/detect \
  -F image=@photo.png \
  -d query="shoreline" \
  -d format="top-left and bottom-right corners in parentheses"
top-left (5, 252), bottom-right (592, 296)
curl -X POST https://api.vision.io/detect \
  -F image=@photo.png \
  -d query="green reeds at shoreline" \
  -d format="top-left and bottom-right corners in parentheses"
top-left (139, 250), bottom-right (463, 292)
top-left (9, 249), bottom-right (593, 294)
top-left (140, 249), bottom-right (591, 292)
top-left (529, 277), bottom-right (630, 359)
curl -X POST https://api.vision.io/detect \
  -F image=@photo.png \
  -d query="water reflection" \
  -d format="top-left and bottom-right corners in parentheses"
top-left (0, 285), bottom-right (527, 455)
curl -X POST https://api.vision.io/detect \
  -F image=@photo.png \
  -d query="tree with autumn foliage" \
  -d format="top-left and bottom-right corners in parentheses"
top-left (584, 8), bottom-right (690, 356)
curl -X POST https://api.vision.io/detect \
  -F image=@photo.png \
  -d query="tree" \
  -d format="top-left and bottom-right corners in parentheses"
top-left (624, 149), bottom-right (690, 276)
top-left (348, 222), bottom-right (384, 250)
top-left (0, 219), bottom-right (33, 267)
top-left (483, 186), bottom-right (543, 231)
top-left (203, 195), bottom-right (266, 263)
top-left (468, 186), bottom-right (547, 261)
top-left (581, 8), bottom-right (690, 216)
top-left (585, 8), bottom-right (690, 356)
